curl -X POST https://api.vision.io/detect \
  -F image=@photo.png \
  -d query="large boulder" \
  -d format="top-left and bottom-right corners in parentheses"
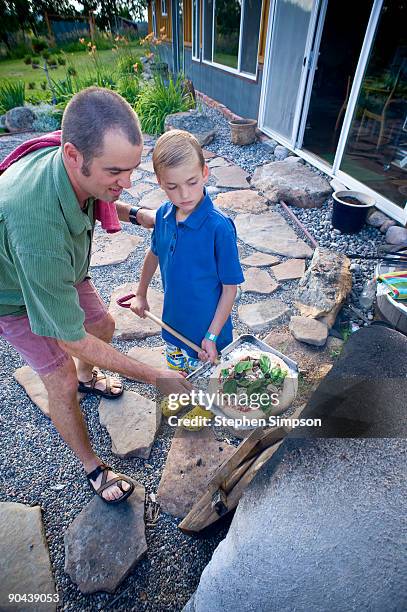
top-left (251, 160), bottom-right (332, 208)
top-left (295, 247), bottom-right (351, 328)
top-left (164, 110), bottom-right (217, 146)
top-left (183, 325), bottom-right (407, 612)
top-left (5, 106), bottom-right (36, 132)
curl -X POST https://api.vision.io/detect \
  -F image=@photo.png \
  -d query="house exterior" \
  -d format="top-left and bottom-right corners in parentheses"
top-left (147, 0), bottom-right (407, 224)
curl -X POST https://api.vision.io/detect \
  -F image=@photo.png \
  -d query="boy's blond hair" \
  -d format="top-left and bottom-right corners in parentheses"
top-left (153, 129), bottom-right (205, 177)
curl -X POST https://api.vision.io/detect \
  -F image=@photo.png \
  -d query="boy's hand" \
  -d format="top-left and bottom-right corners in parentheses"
top-left (200, 338), bottom-right (218, 364)
top-left (130, 295), bottom-right (149, 318)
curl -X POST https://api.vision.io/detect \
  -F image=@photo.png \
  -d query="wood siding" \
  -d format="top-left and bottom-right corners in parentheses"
top-left (184, 0), bottom-right (192, 47)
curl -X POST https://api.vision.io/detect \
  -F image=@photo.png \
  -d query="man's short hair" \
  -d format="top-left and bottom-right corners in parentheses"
top-left (61, 87), bottom-right (142, 174)
top-left (153, 129), bottom-right (205, 177)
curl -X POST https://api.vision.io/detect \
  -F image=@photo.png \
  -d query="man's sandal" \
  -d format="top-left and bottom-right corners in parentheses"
top-left (86, 463), bottom-right (135, 504)
top-left (78, 368), bottom-right (124, 400)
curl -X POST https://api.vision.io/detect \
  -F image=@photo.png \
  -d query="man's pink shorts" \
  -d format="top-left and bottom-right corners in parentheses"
top-left (0, 279), bottom-right (108, 376)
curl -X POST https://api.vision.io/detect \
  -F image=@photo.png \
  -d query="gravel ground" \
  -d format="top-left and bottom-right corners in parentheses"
top-left (0, 108), bottom-right (388, 611)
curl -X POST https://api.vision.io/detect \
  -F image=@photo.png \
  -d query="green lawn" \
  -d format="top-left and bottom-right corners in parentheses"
top-left (0, 44), bottom-right (143, 103)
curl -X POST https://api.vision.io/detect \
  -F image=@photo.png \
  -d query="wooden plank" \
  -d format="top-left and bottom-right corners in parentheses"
top-left (179, 439), bottom-right (283, 533)
top-left (223, 455), bottom-right (258, 493)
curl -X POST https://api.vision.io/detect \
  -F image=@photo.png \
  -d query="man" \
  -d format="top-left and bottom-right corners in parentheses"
top-left (0, 87), bottom-right (191, 503)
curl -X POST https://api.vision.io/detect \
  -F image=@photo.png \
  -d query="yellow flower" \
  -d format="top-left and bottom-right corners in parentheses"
top-left (79, 38), bottom-right (85, 44)
top-left (145, 51), bottom-right (154, 59)
top-left (145, 32), bottom-right (154, 41)
top-left (133, 63), bottom-right (139, 72)
top-left (87, 41), bottom-right (92, 47)
top-left (115, 35), bottom-right (120, 41)
top-left (160, 26), bottom-right (166, 33)
top-left (91, 45), bottom-right (96, 51)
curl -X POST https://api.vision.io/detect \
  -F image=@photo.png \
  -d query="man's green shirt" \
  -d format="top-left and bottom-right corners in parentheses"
top-left (0, 147), bottom-right (95, 341)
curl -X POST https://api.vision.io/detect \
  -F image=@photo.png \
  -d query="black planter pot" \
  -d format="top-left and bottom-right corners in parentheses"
top-left (332, 190), bottom-right (375, 234)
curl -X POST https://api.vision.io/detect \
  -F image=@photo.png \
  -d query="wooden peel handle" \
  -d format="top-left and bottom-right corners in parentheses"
top-left (144, 311), bottom-right (203, 354)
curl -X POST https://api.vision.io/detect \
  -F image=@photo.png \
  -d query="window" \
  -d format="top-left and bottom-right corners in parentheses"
top-left (192, 0), bottom-right (200, 60)
top-left (201, 0), bottom-right (263, 76)
top-left (161, 0), bottom-right (168, 17)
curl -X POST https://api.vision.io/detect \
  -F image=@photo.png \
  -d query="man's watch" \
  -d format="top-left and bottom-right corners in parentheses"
top-left (205, 331), bottom-right (218, 342)
top-left (129, 206), bottom-right (142, 225)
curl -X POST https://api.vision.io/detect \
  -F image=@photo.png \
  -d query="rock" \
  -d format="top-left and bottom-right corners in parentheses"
top-left (144, 174), bottom-right (158, 184)
top-left (234, 211), bottom-right (314, 258)
top-left (131, 169), bottom-right (142, 181)
top-left (5, 106), bottom-right (36, 132)
top-left (0, 503), bottom-right (56, 611)
top-left (380, 219), bottom-right (397, 233)
top-left (289, 316), bottom-right (329, 347)
top-left (139, 187), bottom-right (168, 209)
top-left (273, 145), bottom-right (290, 161)
top-left (240, 252), bottom-right (280, 267)
top-left (90, 232), bottom-right (142, 267)
top-left (139, 160), bottom-right (155, 173)
top-left (241, 268), bottom-right (278, 294)
top-left (157, 428), bottom-right (235, 518)
top-left (211, 165), bottom-right (250, 189)
top-left (183, 437), bottom-right (406, 612)
top-left (142, 145), bottom-right (153, 156)
top-left (64, 483), bottom-right (147, 594)
top-left (326, 336), bottom-right (344, 353)
top-left (125, 182), bottom-right (154, 197)
top-left (214, 189), bottom-right (268, 214)
top-left (251, 161), bottom-right (332, 208)
top-left (295, 247), bottom-right (352, 329)
top-left (238, 299), bottom-right (291, 332)
top-left (272, 259), bottom-right (306, 281)
top-left (0, 114), bottom-right (6, 128)
top-left (284, 156), bottom-right (304, 164)
top-left (164, 110), bottom-right (217, 146)
top-left (127, 345), bottom-right (166, 369)
top-left (207, 157), bottom-right (231, 168)
top-left (385, 225), bottom-right (407, 245)
top-left (14, 366), bottom-right (50, 417)
top-left (203, 149), bottom-right (216, 159)
top-left (109, 282), bottom-right (163, 340)
top-left (366, 209), bottom-right (389, 228)
top-left (99, 390), bottom-right (160, 458)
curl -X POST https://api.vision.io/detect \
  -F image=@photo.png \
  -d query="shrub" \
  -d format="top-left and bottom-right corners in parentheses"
top-left (31, 37), bottom-right (48, 54)
top-left (7, 42), bottom-right (32, 59)
top-left (31, 56), bottom-right (41, 67)
top-left (24, 55), bottom-right (32, 65)
top-left (57, 56), bottom-right (66, 66)
top-left (0, 80), bottom-right (25, 113)
top-left (42, 50), bottom-right (50, 60)
top-left (28, 82), bottom-right (36, 89)
top-left (117, 75), bottom-right (141, 105)
top-left (40, 81), bottom-right (47, 90)
top-left (48, 56), bottom-right (58, 66)
top-left (117, 54), bottom-right (143, 77)
top-left (67, 66), bottom-right (77, 76)
top-left (136, 75), bottom-right (195, 135)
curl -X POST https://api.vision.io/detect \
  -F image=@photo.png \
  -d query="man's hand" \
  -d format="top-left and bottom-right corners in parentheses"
top-left (200, 338), bottom-right (218, 364)
top-left (155, 368), bottom-right (193, 396)
top-left (130, 295), bottom-right (149, 318)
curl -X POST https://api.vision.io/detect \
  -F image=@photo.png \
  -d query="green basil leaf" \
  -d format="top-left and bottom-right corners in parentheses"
top-left (259, 355), bottom-right (271, 374)
top-left (234, 360), bottom-right (253, 374)
top-left (223, 379), bottom-right (237, 394)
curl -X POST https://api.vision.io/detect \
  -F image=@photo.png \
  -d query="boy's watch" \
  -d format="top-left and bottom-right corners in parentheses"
top-left (205, 331), bottom-right (218, 342)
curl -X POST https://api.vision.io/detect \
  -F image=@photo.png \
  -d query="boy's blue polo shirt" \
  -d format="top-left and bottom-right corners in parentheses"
top-left (151, 190), bottom-right (244, 357)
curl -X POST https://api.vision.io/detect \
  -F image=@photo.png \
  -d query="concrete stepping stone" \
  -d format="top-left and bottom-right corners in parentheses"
top-left (127, 345), bottom-right (166, 369)
top-left (109, 282), bottom-right (163, 340)
top-left (242, 268), bottom-right (279, 294)
top-left (251, 160), bottom-right (332, 208)
top-left (234, 211), bottom-right (313, 258)
top-left (139, 160), bottom-right (155, 173)
top-left (90, 232), bottom-right (142, 267)
top-left (99, 390), bottom-right (160, 459)
top-left (211, 165), bottom-right (250, 189)
top-left (203, 149), bottom-right (216, 159)
top-left (139, 187), bottom-right (167, 210)
top-left (125, 182), bottom-right (154, 197)
top-left (238, 299), bottom-right (291, 333)
top-left (14, 366), bottom-right (50, 417)
top-left (208, 156), bottom-right (231, 168)
top-left (157, 428), bottom-right (235, 519)
top-left (241, 252), bottom-right (280, 267)
top-left (272, 259), bottom-right (306, 281)
top-left (0, 502), bottom-right (57, 611)
top-left (214, 189), bottom-right (268, 214)
top-left (64, 482), bottom-right (147, 594)
top-left (289, 315), bottom-right (329, 347)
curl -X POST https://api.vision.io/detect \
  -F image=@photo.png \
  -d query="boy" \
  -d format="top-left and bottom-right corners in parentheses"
top-left (131, 129), bottom-right (244, 373)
